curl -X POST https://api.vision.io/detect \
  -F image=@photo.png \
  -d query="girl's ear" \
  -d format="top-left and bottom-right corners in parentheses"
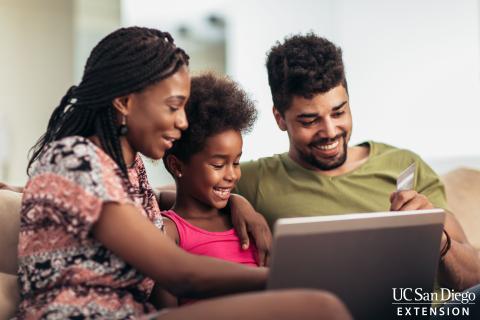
top-left (166, 154), bottom-right (184, 179)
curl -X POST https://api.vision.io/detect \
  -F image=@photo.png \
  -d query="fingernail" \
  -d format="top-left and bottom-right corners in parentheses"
top-left (242, 244), bottom-right (248, 250)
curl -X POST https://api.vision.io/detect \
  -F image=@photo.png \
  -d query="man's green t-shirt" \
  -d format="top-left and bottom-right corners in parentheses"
top-left (236, 141), bottom-right (447, 226)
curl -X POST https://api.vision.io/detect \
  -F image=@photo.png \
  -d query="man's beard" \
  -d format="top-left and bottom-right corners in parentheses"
top-left (300, 132), bottom-right (348, 171)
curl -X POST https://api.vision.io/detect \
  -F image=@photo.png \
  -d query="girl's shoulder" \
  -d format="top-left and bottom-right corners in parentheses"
top-left (161, 210), bottom-right (181, 245)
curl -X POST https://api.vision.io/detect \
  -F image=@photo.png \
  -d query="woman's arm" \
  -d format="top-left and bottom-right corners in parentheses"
top-left (149, 217), bottom-right (180, 308)
top-left (149, 282), bottom-right (179, 309)
top-left (93, 202), bottom-right (267, 299)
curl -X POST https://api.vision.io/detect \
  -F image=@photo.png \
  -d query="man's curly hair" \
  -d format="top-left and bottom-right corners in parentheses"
top-left (165, 73), bottom-right (257, 162)
top-left (266, 33), bottom-right (348, 115)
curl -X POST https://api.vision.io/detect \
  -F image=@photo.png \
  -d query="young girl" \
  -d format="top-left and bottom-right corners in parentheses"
top-left (162, 74), bottom-right (258, 273)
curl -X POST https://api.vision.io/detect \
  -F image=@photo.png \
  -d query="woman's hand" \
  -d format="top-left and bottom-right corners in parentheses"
top-left (229, 194), bottom-right (272, 267)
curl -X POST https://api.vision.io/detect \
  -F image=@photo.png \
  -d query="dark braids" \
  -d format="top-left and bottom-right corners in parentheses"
top-left (28, 27), bottom-right (189, 177)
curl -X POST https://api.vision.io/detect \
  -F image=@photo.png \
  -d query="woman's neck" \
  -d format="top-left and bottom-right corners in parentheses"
top-left (88, 135), bottom-right (136, 167)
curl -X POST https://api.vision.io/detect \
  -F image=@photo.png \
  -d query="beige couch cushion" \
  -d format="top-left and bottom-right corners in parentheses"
top-left (441, 167), bottom-right (480, 250)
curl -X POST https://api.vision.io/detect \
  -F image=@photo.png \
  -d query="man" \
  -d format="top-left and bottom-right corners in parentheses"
top-left (235, 33), bottom-right (480, 292)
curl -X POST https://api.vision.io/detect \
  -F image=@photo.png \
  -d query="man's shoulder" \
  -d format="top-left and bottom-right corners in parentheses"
top-left (370, 141), bottom-right (421, 160)
top-left (368, 141), bottom-right (431, 173)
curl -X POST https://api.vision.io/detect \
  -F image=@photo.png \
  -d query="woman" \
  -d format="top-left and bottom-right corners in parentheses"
top-left (17, 27), bottom-right (351, 319)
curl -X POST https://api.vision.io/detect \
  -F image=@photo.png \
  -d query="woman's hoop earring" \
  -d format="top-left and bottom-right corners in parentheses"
top-left (118, 115), bottom-right (128, 136)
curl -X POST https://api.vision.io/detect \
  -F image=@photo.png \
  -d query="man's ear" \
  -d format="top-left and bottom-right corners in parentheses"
top-left (165, 154), bottom-right (184, 179)
top-left (273, 106), bottom-right (287, 131)
top-left (112, 95), bottom-right (131, 117)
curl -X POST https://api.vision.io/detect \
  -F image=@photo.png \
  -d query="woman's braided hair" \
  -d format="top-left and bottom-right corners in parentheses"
top-left (27, 26), bottom-right (189, 177)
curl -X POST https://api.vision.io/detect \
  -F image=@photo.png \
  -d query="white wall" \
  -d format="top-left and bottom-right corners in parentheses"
top-left (0, 0), bottom-right (121, 185)
top-left (73, 0), bottom-right (121, 83)
top-left (335, 0), bottom-right (480, 160)
top-left (1, 0), bottom-right (478, 185)
top-left (0, 0), bottom-right (74, 185)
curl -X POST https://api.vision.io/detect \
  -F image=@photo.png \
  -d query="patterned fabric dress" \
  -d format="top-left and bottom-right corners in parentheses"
top-left (17, 136), bottom-right (164, 319)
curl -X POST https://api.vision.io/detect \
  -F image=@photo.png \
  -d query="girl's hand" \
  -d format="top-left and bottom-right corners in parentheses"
top-left (230, 194), bottom-right (272, 267)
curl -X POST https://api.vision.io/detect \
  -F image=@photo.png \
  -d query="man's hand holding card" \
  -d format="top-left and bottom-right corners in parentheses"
top-left (390, 163), bottom-right (434, 211)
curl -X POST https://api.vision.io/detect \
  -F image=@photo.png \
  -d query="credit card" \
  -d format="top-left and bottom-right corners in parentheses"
top-left (397, 163), bottom-right (416, 191)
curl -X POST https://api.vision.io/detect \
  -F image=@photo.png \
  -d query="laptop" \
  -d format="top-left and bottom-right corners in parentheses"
top-left (267, 209), bottom-right (445, 319)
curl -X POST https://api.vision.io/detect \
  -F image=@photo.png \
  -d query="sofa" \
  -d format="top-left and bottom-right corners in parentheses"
top-left (0, 167), bottom-right (479, 318)
top-left (441, 168), bottom-right (480, 250)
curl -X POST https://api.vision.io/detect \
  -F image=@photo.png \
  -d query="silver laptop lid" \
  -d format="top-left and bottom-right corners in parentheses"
top-left (268, 209), bottom-right (445, 319)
